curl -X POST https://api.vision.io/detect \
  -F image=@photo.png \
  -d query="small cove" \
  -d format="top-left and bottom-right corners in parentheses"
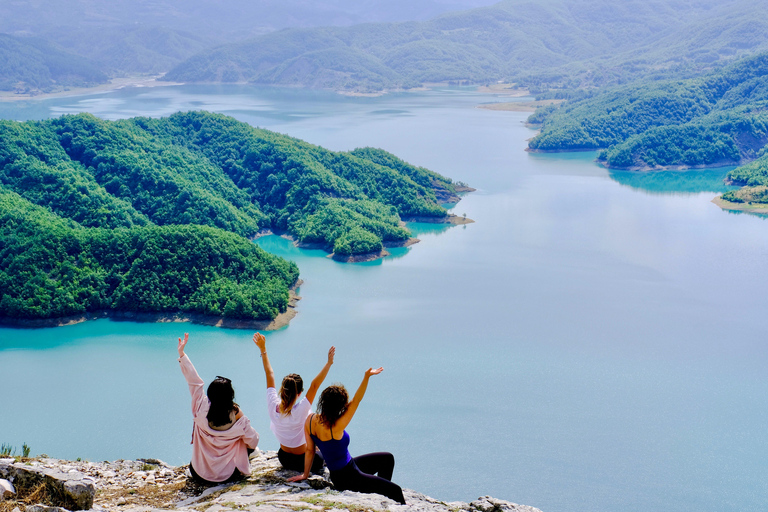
top-left (1, 85), bottom-right (767, 512)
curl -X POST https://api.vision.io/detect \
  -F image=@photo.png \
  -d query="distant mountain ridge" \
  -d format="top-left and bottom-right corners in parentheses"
top-left (5, 0), bottom-right (768, 95)
top-left (163, 0), bottom-right (768, 92)
top-left (0, 34), bottom-right (107, 92)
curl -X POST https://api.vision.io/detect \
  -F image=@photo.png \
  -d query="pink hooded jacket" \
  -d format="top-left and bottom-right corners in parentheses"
top-left (179, 354), bottom-right (260, 482)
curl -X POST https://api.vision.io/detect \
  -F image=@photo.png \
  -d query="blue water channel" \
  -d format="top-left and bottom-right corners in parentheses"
top-left (1, 85), bottom-right (766, 512)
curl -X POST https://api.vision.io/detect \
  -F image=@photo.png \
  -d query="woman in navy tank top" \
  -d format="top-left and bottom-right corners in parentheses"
top-left (287, 367), bottom-right (406, 504)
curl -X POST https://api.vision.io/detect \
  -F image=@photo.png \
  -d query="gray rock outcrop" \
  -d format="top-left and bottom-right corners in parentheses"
top-left (0, 452), bottom-right (542, 512)
top-left (0, 458), bottom-right (95, 510)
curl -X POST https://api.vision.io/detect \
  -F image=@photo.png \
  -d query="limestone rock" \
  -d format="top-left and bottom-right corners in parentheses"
top-left (25, 505), bottom-right (72, 512)
top-left (469, 496), bottom-right (541, 512)
top-left (0, 452), bottom-right (542, 512)
top-left (0, 461), bottom-right (94, 510)
top-left (0, 478), bottom-right (15, 499)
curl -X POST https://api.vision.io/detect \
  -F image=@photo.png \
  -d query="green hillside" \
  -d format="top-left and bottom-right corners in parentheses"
top-left (0, 189), bottom-right (298, 322)
top-left (527, 51), bottom-right (768, 206)
top-left (0, 112), bottom-right (465, 321)
top-left (528, 53), bottom-right (768, 166)
top-left (164, 0), bottom-right (768, 92)
top-left (0, 35), bottom-right (107, 93)
top-left (45, 26), bottom-right (214, 76)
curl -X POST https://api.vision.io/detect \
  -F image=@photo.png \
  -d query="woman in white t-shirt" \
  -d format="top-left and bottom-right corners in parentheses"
top-left (253, 332), bottom-right (334, 473)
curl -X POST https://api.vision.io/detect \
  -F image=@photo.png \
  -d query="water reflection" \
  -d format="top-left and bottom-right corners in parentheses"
top-left (720, 207), bottom-right (768, 219)
top-left (608, 167), bottom-right (739, 195)
top-left (408, 221), bottom-right (453, 237)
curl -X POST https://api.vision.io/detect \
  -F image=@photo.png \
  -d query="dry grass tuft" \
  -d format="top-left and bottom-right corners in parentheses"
top-left (0, 480), bottom-right (63, 512)
top-left (97, 480), bottom-right (187, 509)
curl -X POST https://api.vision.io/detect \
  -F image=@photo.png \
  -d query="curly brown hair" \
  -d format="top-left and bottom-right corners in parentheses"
top-left (317, 384), bottom-right (349, 427)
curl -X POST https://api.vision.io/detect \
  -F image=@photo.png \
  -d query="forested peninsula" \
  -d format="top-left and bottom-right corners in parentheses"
top-left (527, 52), bottom-right (768, 209)
top-left (0, 111), bottom-right (467, 324)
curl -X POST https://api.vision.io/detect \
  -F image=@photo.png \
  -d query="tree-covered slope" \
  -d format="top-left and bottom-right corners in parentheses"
top-left (0, 111), bottom-right (465, 320)
top-left (528, 53), bottom-right (768, 171)
top-left (0, 189), bottom-right (298, 322)
top-left (163, 0), bottom-right (768, 92)
top-left (0, 34), bottom-right (107, 92)
top-left (719, 153), bottom-right (768, 205)
top-left (44, 26), bottom-right (215, 76)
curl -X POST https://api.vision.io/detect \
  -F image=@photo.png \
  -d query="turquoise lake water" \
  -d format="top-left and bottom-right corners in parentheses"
top-left (1, 85), bottom-right (767, 512)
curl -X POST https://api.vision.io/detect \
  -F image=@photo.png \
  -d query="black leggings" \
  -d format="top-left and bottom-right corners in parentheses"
top-left (278, 448), bottom-right (325, 474)
top-left (189, 448), bottom-right (254, 486)
top-left (189, 463), bottom-right (246, 486)
top-left (329, 452), bottom-right (405, 504)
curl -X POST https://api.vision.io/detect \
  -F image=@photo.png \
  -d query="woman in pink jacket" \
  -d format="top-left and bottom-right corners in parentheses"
top-left (178, 333), bottom-right (260, 485)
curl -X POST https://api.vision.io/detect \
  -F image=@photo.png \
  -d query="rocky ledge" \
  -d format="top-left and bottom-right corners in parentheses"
top-left (0, 452), bottom-right (541, 512)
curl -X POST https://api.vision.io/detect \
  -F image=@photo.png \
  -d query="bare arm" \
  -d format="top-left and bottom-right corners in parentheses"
top-left (177, 332), bottom-right (188, 358)
top-left (177, 333), bottom-right (206, 417)
top-left (287, 416), bottom-right (316, 482)
top-left (305, 346), bottom-right (335, 404)
top-left (334, 367), bottom-right (383, 432)
top-left (253, 332), bottom-right (275, 389)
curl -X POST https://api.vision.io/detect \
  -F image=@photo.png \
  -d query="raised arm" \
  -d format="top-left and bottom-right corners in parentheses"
top-left (305, 346), bottom-right (335, 404)
top-left (334, 367), bottom-right (383, 431)
top-left (253, 332), bottom-right (275, 389)
top-left (177, 333), bottom-right (206, 417)
top-left (286, 416), bottom-right (316, 482)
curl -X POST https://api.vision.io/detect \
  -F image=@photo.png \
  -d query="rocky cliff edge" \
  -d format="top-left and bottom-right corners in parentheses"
top-left (0, 451), bottom-right (542, 512)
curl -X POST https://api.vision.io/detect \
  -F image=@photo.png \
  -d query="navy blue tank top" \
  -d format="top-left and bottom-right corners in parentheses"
top-left (309, 416), bottom-right (352, 471)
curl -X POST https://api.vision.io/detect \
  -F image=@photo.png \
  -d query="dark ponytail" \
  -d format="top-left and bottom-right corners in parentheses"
top-left (207, 376), bottom-right (236, 427)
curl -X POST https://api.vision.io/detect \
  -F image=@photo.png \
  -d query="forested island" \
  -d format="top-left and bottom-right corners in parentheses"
top-left (527, 51), bottom-right (768, 211)
top-left (0, 112), bottom-right (468, 324)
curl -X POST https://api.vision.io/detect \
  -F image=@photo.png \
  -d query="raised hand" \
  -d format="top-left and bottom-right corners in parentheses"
top-left (327, 346), bottom-right (336, 365)
top-left (253, 332), bottom-right (266, 352)
top-left (365, 367), bottom-right (384, 377)
top-left (178, 333), bottom-right (189, 358)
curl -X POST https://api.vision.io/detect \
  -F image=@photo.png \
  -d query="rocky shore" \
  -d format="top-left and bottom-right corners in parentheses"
top-left (0, 452), bottom-right (541, 512)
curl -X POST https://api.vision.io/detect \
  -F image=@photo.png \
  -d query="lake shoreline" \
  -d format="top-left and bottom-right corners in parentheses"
top-left (0, 281), bottom-right (302, 330)
top-left (712, 196), bottom-right (768, 214)
top-left (0, 78), bottom-right (530, 104)
top-left (253, 212), bottom-right (474, 263)
top-left (0, 75), bottom-right (185, 102)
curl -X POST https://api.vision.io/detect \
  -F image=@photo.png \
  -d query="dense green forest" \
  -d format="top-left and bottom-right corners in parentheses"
top-left (0, 112), bottom-right (463, 321)
top-left (527, 50), bottom-right (768, 206)
top-left (720, 154), bottom-right (768, 204)
top-left (0, 189), bottom-right (298, 321)
top-left (164, 0), bottom-right (768, 92)
top-left (528, 53), bottom-right (768, 169)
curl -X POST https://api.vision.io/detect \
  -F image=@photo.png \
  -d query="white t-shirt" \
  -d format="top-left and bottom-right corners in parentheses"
top-left (266, 387), bottom-right (312, 448)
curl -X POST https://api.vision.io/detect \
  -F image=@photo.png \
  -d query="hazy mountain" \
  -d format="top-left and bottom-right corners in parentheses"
top-left (0, 0), bottom-right (500, 91)
top-left (0, 0), bottom-right (499, 42)
top-left (164, 0), bottom-right (768, 92)
top-left (0, 34), bottom-right (107, 92)
top-left (43, 26), bottom-right (214, 76)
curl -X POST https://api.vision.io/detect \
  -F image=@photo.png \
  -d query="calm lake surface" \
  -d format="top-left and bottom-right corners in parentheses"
top-left (1, 85), bottom-right (767, 512)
